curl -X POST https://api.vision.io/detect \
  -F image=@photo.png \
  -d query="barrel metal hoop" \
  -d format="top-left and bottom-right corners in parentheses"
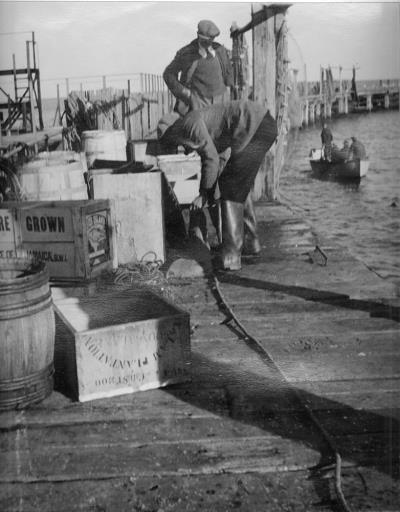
top-left (0, 363), bottom-right (54, 389)
top-left (0, 364), bottom-right (54, 411)
top-left (0, 290), bottom-right (53, 320)
top-left (0, 363), bottom-right (54, 411)
top-left (0, 272), bottom-right (49, 295)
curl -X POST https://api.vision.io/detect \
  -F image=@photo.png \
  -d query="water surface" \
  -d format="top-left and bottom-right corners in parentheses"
top-left (279, 111), bottom-right (400, 286)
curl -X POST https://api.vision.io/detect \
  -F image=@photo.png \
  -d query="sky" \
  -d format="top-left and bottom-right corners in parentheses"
top-left (0, 1), bottom-right (399, 98)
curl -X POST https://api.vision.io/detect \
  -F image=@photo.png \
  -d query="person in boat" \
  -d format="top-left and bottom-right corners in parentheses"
top-left (321, 122), bottom-right (333, 161)
top-left (331, 139), bottom-right (351, 163)
top-left (342, 139), bottom-right (350, 154)
top-left (163, 19), bottom-right (233, 117)
top-left (349, 136), bottom-right (367, 159)
top-left (157, 100), bottom-right (278, 271)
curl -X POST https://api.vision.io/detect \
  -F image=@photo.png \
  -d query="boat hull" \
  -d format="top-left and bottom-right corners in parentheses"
top-left (310, 158), bottom-right (369, 180)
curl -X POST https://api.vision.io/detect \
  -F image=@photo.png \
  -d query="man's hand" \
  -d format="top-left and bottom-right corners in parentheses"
top-left (190, 192), bottom-right (207, 211)
top-left (182, 87), bottom-right (192, 104)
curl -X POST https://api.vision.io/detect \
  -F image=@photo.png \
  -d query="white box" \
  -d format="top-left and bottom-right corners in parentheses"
top-left (157, 154), bottom-right (201, 205)
top-left (90, 171), bottom-right (166, 265)
top-left (54, 289), bottom-right (191, 402)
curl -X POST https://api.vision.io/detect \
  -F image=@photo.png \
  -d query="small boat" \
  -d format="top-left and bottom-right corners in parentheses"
top-left (309, 149), bottom-right (369, 180)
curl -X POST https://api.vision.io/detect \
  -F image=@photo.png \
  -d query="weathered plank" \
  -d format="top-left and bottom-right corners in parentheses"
top-left (1, 435), bottom-right (321, 482)
top-left (3, 467), bottom-right (398, 512)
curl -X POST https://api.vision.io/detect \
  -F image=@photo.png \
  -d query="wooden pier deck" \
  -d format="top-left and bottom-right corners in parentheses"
top-left (1, 202), bottom-right (399, 511)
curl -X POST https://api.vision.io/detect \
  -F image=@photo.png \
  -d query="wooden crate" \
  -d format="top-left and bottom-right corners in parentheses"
top-left (54, 288), bottom-right (191, 402)
top-left (1, 200), bottom-right (117, 282)
top-left (0, 207), bottom-right (19, 259)
top-left (91, 171), bottom-right (165, 265)
top-left (157, 154), bottom-right (201, 205)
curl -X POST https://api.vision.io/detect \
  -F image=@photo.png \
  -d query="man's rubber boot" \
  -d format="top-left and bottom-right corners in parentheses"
top-left (243, 193), bottom-right (261, 256)
top-left (219, 200), bottom-right (244, 271)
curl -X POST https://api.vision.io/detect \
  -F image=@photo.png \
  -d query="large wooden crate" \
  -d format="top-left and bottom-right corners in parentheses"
top-left (157, 154), bottom-right (201, 205)
top-left (54, 288), bottom-right (191, 402)
top-left (1, 200), bottom-right (117, 282)
top-left (90, 171), bottom-right (165, 265)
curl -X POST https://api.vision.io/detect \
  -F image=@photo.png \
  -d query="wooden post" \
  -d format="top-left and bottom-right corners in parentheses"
top-left (309, 102), bottom-right (315, 124)
top-left (252, 6), bottom-right (276, 112)
top-left (26, 41), bottom-right (37, 135)
top-left (252, 4), bottom-right (277, 200)
top-left (315, 101), bottom-right (321, 119)
top-left (66, 78), bottom-right (70, 96)
top-left (303, 99), bottom-right (309, 126)
top-left (102, 75), bottom-right (107, 91)
top-left (384, 92), bottom-right (390, 109)
top-left (127, 79), bottom-right (132, 141)
top-left (319, 66), bottom-right (323, 101)
top-left (121, 90), bottom-right (126, 132)
top-left (304, 63), bottom-right (308, 98)
top-left (303, 65), bottom-right (309, 126)
top-left (57, 84), bottom-right (62, 125)
top-left (7, 97), bottom-right (11, 135)
top-left (12, 54), bottom-right (18, 101)
top-left (32, 32), bottom-right (44, 130)
top-left (326, 102), bottom-right (332, 118)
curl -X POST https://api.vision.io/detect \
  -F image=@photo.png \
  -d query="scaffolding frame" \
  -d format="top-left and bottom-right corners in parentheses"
top-left (0, 31), bottom-right (44, 134)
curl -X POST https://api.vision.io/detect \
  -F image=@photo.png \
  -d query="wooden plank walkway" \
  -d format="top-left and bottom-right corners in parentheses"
top-left (1, 202), bottom-right (399, 511)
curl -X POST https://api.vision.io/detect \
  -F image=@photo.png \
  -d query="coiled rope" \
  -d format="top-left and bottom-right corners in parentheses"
top-left (210, 273), bottom-right (353, 512)
top-left (111, 252), bottom-right (176, 301)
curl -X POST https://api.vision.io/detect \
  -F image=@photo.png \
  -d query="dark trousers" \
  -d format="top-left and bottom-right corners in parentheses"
top-left (218, 111), bottom-right (277, 203)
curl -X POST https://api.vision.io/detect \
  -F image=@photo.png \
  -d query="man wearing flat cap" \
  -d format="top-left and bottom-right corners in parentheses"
top-left (157, 100), bottom-right (278, 271)
top-left (163, 19), bottom-right (233, 117)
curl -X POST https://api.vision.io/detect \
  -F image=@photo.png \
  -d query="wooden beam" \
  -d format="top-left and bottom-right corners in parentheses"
top-left (0, 68), bottom-right (39, 76)
top-left (231, 3), bottom-right (291, 36)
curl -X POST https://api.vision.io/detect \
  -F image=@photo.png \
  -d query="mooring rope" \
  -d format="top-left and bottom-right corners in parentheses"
top-left (210, 273), bottom-right (353, 512)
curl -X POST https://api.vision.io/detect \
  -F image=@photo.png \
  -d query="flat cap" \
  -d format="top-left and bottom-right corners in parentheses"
top-left (197, 19), bottom-right (220, 40)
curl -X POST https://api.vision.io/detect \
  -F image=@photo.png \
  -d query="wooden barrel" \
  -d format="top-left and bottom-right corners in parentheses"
top-left (0, 258), bottom-right (55, 410)
top-left (18, 159), bottom-right (88, 201)
top-left (82, 130), bottom-right (127, 169)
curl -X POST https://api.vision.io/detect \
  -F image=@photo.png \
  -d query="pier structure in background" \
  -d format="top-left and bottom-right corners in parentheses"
top-left (0, 31), bottom-right (44, 135)
top-left (295, 65), bottom-right (399, 127)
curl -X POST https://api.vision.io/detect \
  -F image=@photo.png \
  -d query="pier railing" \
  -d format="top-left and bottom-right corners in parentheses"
top-left (49, 73), bottom-right (174, 143)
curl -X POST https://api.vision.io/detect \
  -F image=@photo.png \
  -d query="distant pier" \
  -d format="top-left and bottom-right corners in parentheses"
top-left (294, 70), bottom-right (399, 127)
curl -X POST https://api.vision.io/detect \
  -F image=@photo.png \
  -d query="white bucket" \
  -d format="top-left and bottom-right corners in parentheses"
top-left (82, 130), bottom-right (127, 168)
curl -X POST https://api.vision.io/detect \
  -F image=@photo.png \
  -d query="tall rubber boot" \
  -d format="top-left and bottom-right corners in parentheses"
top-left (219, 200), bottom-right (244, 271)
top-left (243, 194), bottom-right (261, 256)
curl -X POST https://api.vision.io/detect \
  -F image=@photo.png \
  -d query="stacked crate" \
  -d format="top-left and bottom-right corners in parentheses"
top-left (0, 200), bottom-right (117, 283)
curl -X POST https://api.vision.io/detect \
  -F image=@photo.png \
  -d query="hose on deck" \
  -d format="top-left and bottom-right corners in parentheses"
top-left (210, 273), bottom-right (353, 512)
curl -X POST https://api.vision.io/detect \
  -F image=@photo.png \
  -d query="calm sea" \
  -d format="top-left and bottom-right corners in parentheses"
top-left (279, 110), bottom-right (400, 287)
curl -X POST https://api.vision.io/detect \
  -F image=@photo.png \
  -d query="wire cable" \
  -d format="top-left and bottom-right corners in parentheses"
top-left (211, 273), bottom-right (353, 512)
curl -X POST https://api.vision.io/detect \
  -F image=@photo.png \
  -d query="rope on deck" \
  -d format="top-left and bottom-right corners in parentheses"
top-left (210, 273), bottom-right (353, 512)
